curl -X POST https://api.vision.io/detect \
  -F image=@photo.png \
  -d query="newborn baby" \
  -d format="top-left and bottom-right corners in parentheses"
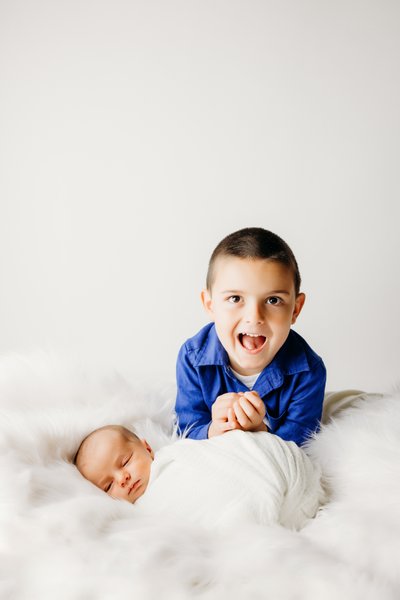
top-left (74, 425), bottom-right (324, 530)
top-left (74, 425), bottom-right (154, 503)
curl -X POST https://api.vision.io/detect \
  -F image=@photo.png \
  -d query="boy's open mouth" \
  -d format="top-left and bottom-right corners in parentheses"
top-left (238, 333), bottom-right (267, 352)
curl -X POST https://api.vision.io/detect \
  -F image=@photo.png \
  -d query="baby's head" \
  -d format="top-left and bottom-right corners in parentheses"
top-left (74, 425), bottom-right (154, 503)
top-left (201, 227), bottom-right (306, 376)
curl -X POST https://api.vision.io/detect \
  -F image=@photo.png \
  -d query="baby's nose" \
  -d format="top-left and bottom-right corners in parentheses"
top-left (119, 471), bottom-right (131, 487)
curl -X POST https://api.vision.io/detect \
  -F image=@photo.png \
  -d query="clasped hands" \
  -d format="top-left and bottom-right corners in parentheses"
top-left (208, 391), bottom-right (268, 438)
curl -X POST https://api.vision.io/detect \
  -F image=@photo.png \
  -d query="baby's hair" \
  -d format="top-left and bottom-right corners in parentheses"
top-left (73, 424), bottom-right (139, 468)
top-left (206, 227), bottom-right (301, 295)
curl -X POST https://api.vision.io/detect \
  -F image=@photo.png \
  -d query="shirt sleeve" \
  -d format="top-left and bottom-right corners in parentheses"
top-left (175, 344), bottom-right (211, 440)
top-left (272, 359), bottom-right (326, 446)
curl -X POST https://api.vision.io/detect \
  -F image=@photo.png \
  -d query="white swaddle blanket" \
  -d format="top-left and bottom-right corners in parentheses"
top-left (136, 430), bottom-right (324, 530)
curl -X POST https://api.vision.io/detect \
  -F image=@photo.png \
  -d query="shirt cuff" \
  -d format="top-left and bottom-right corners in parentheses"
top-left (185, 422), bottom-right (211, 440)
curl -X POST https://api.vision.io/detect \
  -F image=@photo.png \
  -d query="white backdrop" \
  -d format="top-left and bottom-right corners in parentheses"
top-left (1, 0), bottom-right (399, 392)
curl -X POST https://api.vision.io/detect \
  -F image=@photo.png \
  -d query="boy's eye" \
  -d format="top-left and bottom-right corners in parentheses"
top-left (266, 296), bottom-right (282, 305)
top-left (104, 482), bottom-right (113, 493)
top-left (228, 295), bottom-right (241, 304)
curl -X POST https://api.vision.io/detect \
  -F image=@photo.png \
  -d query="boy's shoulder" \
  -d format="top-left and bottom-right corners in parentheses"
top-left (183, 322), bottom-right (215, 350)
top-left (178, 323), bottom-right (224, 367)
top-left (279, 330), bottom-right (325, 373)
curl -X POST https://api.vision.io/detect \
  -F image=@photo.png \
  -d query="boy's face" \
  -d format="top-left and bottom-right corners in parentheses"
top-left (202, 257), bottom-right (305, 376)
top-left (77, 429), bottom-right (154, 503)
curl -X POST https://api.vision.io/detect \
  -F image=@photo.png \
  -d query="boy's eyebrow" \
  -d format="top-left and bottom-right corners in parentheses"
top-left (220, 289), bottom-right (291, 295)
top-left (265, 290), bottom-right (292, 295)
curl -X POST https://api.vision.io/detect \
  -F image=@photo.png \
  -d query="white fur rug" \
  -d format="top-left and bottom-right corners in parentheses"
top-left (0, 353), bottom-right (399, 600)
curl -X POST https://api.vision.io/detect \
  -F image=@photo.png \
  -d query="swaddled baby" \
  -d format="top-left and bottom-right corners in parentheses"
top-left (74, 425), bottom-right (324, 530)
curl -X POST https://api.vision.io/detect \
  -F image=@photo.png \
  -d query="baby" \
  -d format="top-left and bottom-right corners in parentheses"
top-left (74, 425), bottom-right (154, 503)
top-left (74, 424), bottom-right (325, 530)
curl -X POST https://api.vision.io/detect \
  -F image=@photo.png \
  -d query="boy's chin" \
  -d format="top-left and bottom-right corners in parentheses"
top-left (234, 358), bottom-right (270, 376)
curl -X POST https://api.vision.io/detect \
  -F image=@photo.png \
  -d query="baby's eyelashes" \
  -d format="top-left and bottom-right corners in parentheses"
top-left (122, 453), bottom-right (132, 467)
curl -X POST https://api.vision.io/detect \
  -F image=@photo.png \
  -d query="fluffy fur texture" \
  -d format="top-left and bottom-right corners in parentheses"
top-left (0, 353), bottom-right (399, 599)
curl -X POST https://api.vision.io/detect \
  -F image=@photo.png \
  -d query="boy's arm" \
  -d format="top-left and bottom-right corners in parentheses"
top-left (175, 345), bottom-right (246, 439)
top-left (272, 360), bottom-right (326, 446)
top-left (175, 344), bottom-right (212, 440)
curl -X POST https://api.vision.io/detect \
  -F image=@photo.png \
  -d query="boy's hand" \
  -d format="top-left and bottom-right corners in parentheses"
top-left (232, 391), bottom-right (267, 432)
top-left (208, 393), bottom-right (243, 438)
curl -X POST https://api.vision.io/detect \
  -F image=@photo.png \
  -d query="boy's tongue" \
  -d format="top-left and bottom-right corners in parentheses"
top-left (241, 334), bottom-right (265, 350)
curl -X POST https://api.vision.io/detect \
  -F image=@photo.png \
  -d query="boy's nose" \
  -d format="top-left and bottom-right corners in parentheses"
top-left (245, 303), bottom-right (264, 324)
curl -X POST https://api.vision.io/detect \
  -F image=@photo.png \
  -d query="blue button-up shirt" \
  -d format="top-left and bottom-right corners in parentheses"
top-left (175, 323), bottom-right (326, 446)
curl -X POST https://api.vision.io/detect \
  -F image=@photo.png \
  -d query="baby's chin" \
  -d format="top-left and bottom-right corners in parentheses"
top-left (111, 494), bottom-right (139, 504)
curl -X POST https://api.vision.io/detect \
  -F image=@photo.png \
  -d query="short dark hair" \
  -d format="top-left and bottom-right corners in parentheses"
top-left (206, 227), bottom-right (301, 295)
top-left (73, 424), bottom-right (139, 468)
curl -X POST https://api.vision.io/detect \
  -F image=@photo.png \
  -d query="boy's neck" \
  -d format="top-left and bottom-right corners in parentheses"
top-left (230, 367), bottom-right (261, 389)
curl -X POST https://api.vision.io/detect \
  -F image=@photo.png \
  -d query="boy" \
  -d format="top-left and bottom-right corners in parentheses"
top-left (74, 424), bottom-right (324, 530)
top-left (175, 227), bottom-right (326, 445)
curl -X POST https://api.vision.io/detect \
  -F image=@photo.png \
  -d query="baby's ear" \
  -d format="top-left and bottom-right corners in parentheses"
top-left (141, 439), bottom-right (154, 459)
top-left (201, 289), bottom-right (214, 318)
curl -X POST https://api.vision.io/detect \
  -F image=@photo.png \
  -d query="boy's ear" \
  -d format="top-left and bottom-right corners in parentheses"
top-left (201, 289), bottom-right (214, 319)
top-left (291, 293), bottom-right (306, 324)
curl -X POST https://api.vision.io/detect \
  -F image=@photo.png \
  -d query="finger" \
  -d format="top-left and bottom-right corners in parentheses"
top-left (215, 393), bottom-right (241, 408)
top-left (243, 392), bottom-right (266, 416)
top-left (229, 407), bottom-right (242, 429)
top-left (228, 407), bottom-right (242, 428)
top-left (238, 396), bottom-right (260, 423)
top-left (213, 400), bottom-right (239, 420)
top-left (233, 401), bottom-right (252, 428)
top-left (213, 405), bottom-right (228, 420)
top-left (212, 400), bottom-right (232, 419)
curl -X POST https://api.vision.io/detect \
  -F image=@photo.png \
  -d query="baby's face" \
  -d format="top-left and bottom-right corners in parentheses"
top-left (78, 429), bottom-right (154, 503)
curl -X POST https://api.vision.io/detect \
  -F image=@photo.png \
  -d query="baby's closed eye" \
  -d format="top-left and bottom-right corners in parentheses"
top-left (122, 454), bottom-right (132, 466)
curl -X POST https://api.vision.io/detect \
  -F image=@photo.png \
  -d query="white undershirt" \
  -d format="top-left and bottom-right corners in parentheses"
top-left (230, 368), bottom-right (261, 390)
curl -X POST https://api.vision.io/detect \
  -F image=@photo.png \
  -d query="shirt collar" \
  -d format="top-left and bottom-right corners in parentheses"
top-left (194, 324), bottom-right (229, 367)
top-left (270, 331), bottom-right (310, 376)
top-left (194, 325), bottom-right (310, 376)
